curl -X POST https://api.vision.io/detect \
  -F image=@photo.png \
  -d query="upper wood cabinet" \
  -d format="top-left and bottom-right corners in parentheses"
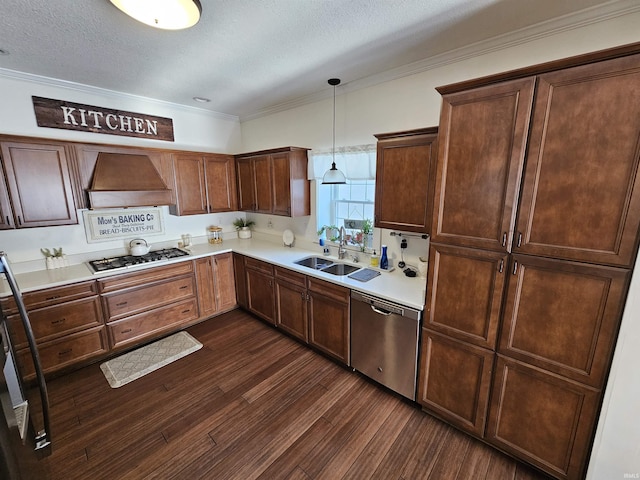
top-left (374, 127), bottom-right (438, 233)
top-left (169, 153), bottom-right (237, 216)
top-left (431, 78), bottom-right (535, 251)
top-left (513, 54), bottom-right (640, 267)
top-left (235, 147), bottom-right (310, 217)
top-left (0, 141), bottom-right (78, 228)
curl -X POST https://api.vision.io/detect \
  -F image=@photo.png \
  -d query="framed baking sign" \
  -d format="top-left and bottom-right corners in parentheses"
top-left (32, 96), bottom-right (174, 141)
top-left (83, 208), bottom-right (165, 243)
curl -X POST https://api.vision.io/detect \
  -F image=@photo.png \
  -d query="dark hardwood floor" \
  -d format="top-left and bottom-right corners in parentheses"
top-left (42, 309), bottom-right (550, 480)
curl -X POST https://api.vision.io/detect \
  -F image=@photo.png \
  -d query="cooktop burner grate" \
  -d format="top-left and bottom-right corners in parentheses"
top-left (87, 248), bottom-right (190, 273)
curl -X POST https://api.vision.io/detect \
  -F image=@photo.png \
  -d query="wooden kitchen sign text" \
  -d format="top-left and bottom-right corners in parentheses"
top-left (32, 96), bottom-right (174, 141)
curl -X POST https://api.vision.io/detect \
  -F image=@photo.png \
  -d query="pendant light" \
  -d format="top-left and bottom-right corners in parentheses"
top-left (322, 78), bottom-right (347, 185)
top-left (110, 0), bottom-right (202, 30)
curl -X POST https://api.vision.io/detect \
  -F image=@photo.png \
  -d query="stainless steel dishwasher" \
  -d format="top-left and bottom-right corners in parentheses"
top-left (350, 291), bottom-right (421, 401)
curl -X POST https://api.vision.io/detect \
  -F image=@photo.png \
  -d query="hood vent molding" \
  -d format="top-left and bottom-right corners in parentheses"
top-left (88, 153), bottom-right (173, 209)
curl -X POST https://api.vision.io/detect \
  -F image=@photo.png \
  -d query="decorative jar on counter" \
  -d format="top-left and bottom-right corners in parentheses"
top-left (208, 226), bottom-right (223, 244)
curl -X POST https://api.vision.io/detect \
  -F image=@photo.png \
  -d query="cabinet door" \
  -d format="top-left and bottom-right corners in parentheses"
top-left (307, 278), bottom-right (349, 364)
top-left (417, 329), bottom-right (494, 437)
top-left (205, 155), bottom-right (237, 212)
top-left (1, 142), bottom-right (77, 227)
top-left (275, 277), bottom-right (308, 342)
top-left (195, 257), bottom-right (217, 318)
top-left (431, 78), bottom-right (535, 251)
top-left (213, 253), bottom-right (236, 312)
top-left (172, 154), bottom-right (207, 215)
top-left (236, 157), bottom-right (255, 211)
top-left (374, 129), bottom-right (437, 233)
top-left (246, 266), bottom-right (275, 324)
top-left (0, 168), bottom-right (14, 229)
top-left (500, 254), bottom-right (629, 388)
top-left (253, 154), bottom-right (273, 213)
top-left (271, 152), bottom-right (291, 216)
top-left (233, 254), bottom-right (248, 309)
top-left (425, 243), bottom-right (507, 349)
top-left (486, 356), bottom-right (599, 480)
top-left (514, 54), bottom-right (640, 267)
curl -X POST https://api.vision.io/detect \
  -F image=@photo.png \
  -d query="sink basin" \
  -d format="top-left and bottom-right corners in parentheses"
top-left (320, 263), bottom-right (361, 276)
top-left (294, 256), bottom-right (334, 269)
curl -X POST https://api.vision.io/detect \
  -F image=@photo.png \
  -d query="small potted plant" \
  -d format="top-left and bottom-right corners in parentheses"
top-left (233, 218), bottom-right (255, 239)
top-left (317, 225), bottom-right (340, 242)
top-left (362, 218), bottom-right (374, 249)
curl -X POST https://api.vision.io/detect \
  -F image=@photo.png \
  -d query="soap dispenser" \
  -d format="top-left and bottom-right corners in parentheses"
top-left (370, 250), bottom-right (379, 267)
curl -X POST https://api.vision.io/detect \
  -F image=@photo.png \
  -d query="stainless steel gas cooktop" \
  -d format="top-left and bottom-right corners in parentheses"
top-left (87, 247), bottom-right (190, 273)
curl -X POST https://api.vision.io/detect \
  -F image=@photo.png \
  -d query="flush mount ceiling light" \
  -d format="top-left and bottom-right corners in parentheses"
top-left (110, 0), bottom-right (202, 30)
top-left (322, 78), bottom-right (347, 185)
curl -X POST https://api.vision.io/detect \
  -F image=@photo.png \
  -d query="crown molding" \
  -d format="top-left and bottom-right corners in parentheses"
top-left (0, 67), bottom-right (240, 122)
top-left (240, 0), bottom-right (640, 122)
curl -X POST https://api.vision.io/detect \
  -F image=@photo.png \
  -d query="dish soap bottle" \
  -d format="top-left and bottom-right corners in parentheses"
top-left (380, 245), bottom-right (388, 270)
top-left (370, 250), bottom-right (379, 267)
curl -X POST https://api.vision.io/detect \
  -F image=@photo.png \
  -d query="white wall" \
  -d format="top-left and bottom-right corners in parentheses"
top-left (240, 12), bottom-right (640, 479)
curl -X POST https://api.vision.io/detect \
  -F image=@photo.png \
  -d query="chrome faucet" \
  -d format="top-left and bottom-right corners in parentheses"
top-left (338, 226), bottom-right (347, 259)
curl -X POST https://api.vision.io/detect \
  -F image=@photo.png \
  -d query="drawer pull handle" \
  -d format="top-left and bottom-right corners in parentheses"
top-left (121, 328), bottom-right (132, 334)
top-left (51, 318), bottom-right (66, 325)
top-left (46, 295), bottom-right (61, 300)
top-left (58, 348), bottom-right (72, 356)
top-left (181, 309), bottom-right (191, 314)
top-left (179, 285), bottom-right (189, 290)
top-left (116, 301), bottom-right (128, 307)
top-left (498, 259), bottom-right (504, 274)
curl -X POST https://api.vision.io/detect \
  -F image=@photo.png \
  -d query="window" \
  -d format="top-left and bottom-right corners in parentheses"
top-left (309, 145), bottom-right (376, 249)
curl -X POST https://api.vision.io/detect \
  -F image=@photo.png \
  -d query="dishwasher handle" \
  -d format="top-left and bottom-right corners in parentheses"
top-left (370, 304), bottom-right (393, 316)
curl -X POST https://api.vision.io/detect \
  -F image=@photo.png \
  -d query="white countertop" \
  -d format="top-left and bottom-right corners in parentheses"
top-left (1, 237), bottom-right (427, 310)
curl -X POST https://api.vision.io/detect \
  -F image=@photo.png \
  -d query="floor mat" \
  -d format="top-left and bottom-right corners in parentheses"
top-left (100, 331), bottom-right (202, 388)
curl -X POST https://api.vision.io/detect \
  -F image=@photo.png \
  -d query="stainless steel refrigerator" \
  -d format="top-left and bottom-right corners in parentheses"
top-left (0, 252), bottom-right (51, 479)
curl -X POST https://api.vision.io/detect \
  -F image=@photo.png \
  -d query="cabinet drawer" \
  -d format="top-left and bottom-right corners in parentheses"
top-left (103, 275), bottom-right (195, 321)
top-left (17, 326), bottom-right (107, 378)
top-left (244, 257), bottom-right (274, 275)
top-left (307, 277), bottom-right (349, 303)
top-left (274, 266), bottom-right (306, 287)
top-left (8, 296), bottom-right (103, 348)
top-left (1, 280), bottom-right (98, 314)
top-left (107, 298), bottom-right (199, 349)
top-left (98, 262), bottom-right (194, 294)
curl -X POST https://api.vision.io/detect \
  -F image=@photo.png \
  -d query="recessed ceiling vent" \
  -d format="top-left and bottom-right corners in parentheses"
top-left (88, 153), bottom-right (173, 209)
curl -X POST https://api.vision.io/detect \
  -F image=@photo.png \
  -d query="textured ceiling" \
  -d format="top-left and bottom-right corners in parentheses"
top-left (0, 0), bottom-right (635, 120)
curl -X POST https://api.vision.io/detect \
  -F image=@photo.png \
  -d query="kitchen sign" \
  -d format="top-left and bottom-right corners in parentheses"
top-left (83, 208), bottom-right (165, 243)
top-left (32, 96), bottom-right (174, 141)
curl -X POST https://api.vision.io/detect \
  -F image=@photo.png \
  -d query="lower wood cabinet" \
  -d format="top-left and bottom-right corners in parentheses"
top-left (307, 277), bottom-right (350, 365)
top-left (99, 262), bottom-right (199, 350)
top-left (106, 298), bottom-right (198, 349)
top-left (274, 267), bottom-right (308, 342)
top-left (486, 355), bottom-right (600, 480)
top-left (195, 253), bottom-right (237, 319)
top-left (17, 326), bottom-right (108, 377)
top-left (0, 280), bottom-right (107, 378)
top-left (245, 257), bottom-right (275, 324)
top-left (417, 328), bottom-right (493, 437)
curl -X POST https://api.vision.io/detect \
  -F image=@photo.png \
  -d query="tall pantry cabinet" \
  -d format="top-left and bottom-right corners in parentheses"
top-left (418, 47), bottom-right (640, 480)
